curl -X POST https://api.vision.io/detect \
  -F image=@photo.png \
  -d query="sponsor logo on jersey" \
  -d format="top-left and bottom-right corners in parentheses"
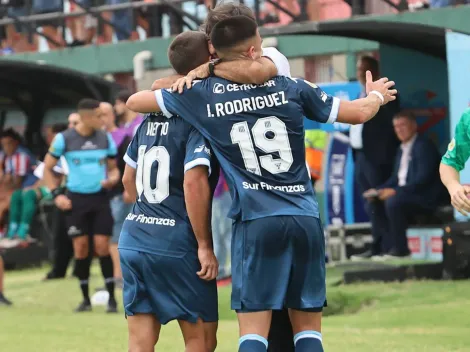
top-left (242, 181), bottom-right (306, 193)
top-left (194, 144), bottom-right (211, 156)
top-left (213, 83), bottom-right (225, 94)
top-left (125, 213), bottom-right (176, 227)
top-left (448, 138), bottom-right (456, 151)
top-left (81, 141), bottom-right (97, 150)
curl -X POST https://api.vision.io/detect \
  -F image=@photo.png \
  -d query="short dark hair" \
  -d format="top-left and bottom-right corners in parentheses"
top-left (51, 123), bottom-right (68, 134)
top-left (210, 15), bottom-right (258, 52)
top-left (359, 55), bottom-right (379, 73)
top-left (394, 111), bottom-right (416, 122)
top-left (203, 3), bottom-right (256, 36)
top-left (77, 98), bottom-right (100, 111)
top-left (116, 90), bottom-right (132, 104)
top-left (1, 128), bottom-right (22, 143)
top-left (168, 31), bottom-right (210, 75)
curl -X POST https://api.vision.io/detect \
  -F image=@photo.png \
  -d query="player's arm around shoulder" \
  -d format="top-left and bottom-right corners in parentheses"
top-left (171, 47), bottom-right (291, 93)
top-left (126, 90), bottom-right (162, 114)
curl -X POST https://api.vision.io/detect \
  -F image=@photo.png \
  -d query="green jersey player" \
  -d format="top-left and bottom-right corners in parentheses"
top-left (440, 108), bottom-right (470, 215)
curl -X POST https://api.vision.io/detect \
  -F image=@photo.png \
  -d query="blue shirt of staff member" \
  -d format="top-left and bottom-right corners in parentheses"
top-left (43, 99), bottom-right (121, 314)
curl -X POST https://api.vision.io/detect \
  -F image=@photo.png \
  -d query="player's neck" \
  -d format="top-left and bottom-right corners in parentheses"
top-left (75, 123), bottom-right (95, 137)
top-left (218, 52), bottom-right (249, 62)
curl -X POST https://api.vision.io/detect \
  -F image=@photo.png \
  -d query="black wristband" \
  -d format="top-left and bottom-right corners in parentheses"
top-left (51, 187), bottom-right (65, 199)
top-left (208, 58), bottom-right (221, 77)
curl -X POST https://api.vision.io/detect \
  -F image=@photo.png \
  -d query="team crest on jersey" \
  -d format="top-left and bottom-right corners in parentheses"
top-left (448, 138), bottom-right (456, 151)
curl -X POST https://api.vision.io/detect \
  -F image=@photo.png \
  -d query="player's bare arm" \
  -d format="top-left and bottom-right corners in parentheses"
top-left (184, 165), bottom-right (218, 281)
top-left (440, 110), bottom-right (470, 215)
top-left (122, 164), bottom-right (138, 200)
top-left (151, 74), bottom-right (184, 91)
top-left (172, 57), bottom-right (278, 93)
top-left (43, 154), bottom-right (71, 211)
top-left (337, 71), bottom-right (397, 125)
top-left (127, 91), bottom-right (161, 114)
top-left (439, 163), bottom-right (470, 215)
top-left (101, 158), bottom-right (120, 190)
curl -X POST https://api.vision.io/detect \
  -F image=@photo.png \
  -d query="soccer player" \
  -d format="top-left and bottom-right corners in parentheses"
top-left (440, 107), bottom-right (470, 215)
top-left (119, 31), bottom-right (219, 352)
top-left (43, 99), bottom-right (120, 313)
top-left (127, 16), bottom-right (397, 352)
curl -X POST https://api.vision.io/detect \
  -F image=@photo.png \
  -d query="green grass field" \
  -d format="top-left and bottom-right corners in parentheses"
top-left (1, 265), bottom-right (470, 351)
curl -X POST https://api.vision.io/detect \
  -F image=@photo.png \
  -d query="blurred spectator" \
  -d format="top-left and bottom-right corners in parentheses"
top-left (100, 102), bottom-right (132, 286)
top-left (1, 124), bottom-right (67, 248)
top-left (262, 0), bottom-right (300, 26)
top-left (4, 0), bottom-right (64, 53)
top-left (0, 256), bottom-right (12, 305)
top-left (114, 90), bottom-right (143, 136)
top-left (359, 112), bottom-right (446, 259)
top-left (68, 112), bottom-right (81, 129)
top-left (70, 0), bottom-right (132, 46)
top-left (0, 129), bottom-right (37, 239)
top-left (212, 171), bottom-right (231, 279)
top-left (42, 124), bottom-right (74, 281)
top-left (349, 56), bottom-right (400, 260)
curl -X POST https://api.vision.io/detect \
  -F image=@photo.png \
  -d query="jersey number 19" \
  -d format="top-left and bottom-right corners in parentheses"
top-left (231, 116), bottom-right (293, 175)
top-left (136, 145), bottom-right (170, 204)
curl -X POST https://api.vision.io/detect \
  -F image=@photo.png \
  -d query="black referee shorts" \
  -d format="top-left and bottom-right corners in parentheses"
top-left (65, 191), bottom-right (113, 238)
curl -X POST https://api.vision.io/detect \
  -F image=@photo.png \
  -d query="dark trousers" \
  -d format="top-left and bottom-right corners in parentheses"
top-left (48, 207), bottom-right (74, 278)
top-left (354, 150), bottom-right (393, 254)
top-left (369, 193), bottom-right (430, 255)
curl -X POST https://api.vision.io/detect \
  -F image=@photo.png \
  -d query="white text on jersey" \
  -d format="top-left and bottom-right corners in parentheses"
top-left (242, 181), bottom-right (306, 193)
top-left (125, 213), bottom-right (176, 226)
top-left (207, 91), bottom-right (288, 118)
top-left (146, 122), bottom-right (169, 136)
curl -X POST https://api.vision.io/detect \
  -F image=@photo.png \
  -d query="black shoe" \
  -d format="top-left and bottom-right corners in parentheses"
top-left (74, 300), bottom-right (92, 313)
top-left (107, 298), bottom-right (118, 314)
top-left (0, 293), bottom-right (12, 306)
top-left (350, 250), bottom-right (378, 261)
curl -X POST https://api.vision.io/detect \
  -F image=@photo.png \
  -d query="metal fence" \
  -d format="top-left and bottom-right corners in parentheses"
top-left (0, 0), bottom-right (414, 48)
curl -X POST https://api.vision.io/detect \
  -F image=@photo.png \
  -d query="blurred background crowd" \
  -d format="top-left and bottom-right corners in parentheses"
top-left (1, 0), bottom-right (469, 55)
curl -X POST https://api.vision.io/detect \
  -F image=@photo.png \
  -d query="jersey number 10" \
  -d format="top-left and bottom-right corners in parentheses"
top-left (136, 145), bottom-right (170, 204)
top-left (231, 116), bottom-right (293, 175)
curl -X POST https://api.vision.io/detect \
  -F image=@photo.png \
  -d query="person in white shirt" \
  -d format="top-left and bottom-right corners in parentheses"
top-left (357, 112), bottom-right (446, 259)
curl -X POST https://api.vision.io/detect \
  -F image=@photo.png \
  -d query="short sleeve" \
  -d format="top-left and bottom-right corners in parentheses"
top-left (442, 109), bottom-right (470, 171)
top-left (184, 127), bottom-right (212, 176)
top-left (262, 47), bottom-right (292, 78)
top-left (123, 131), bottom-right (140, 169)
top-left (106, 133), bottom-right (117, 158)
top-left (295, 78), bottom-right (340, 124)
top-left (154, 84), bottom-right (208, 134)
top-left (48, 133), bottom-right (66, 158)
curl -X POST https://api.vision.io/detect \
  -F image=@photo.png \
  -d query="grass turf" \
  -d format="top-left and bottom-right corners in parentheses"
top-left (1, 265), bottom-right (470, 351)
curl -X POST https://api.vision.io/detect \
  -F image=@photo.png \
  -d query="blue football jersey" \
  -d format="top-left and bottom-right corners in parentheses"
top-left (118, 113), bottom-right (218, 256)
top-left (155, 76), bottom-right (340, 221)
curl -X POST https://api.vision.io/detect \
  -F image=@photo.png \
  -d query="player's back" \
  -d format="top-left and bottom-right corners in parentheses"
top-left (157, 75), bottom-right (339, 221)
top-left (119, 113), bottom-right (218, 256)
